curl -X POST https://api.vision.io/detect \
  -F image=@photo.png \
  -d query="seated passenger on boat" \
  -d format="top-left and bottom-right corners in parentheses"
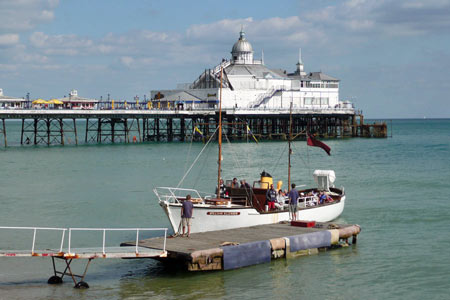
top-left (231, 178), bottom-right (239, 188)
top-left (240, 179), bottom-right (251, 189)
top-left (275, 189), bottom-right (287, 210)
top-left (326, 193), bottom-right (334, 203)
top-left (319, 192), bottom-right (327, 204)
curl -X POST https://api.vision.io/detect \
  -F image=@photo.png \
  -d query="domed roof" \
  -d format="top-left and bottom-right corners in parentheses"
top-left (231, 30), bottom-right (253, 53)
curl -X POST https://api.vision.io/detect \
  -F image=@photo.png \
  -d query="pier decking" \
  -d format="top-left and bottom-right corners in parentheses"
top-left (0, 108), bottom-right (387, 146)
top-left (121, 222), bottom-right (361, 271)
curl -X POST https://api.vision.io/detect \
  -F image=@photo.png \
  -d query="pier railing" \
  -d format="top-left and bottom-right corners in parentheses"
top-left (0, 105), bottom-right (356, 113)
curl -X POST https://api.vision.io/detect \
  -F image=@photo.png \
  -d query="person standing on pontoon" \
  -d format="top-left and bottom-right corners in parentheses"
top-left (289, 184), bottom-right (299, 221)
top-left (181, 195), bottom-right (194, 237)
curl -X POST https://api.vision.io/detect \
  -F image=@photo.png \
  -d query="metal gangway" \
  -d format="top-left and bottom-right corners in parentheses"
top-left (0, 226), bottom-right (168, 288)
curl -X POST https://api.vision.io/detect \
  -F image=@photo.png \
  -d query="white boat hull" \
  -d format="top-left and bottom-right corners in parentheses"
top-left (160, 196), bottom-right (345, 234)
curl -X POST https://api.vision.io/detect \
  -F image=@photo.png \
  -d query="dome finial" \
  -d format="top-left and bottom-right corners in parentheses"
top-left (296, 48), bottom-right (306, 76)
top-left (240, 24), bottom-right (245, 39)
top-left (298, 48), bottom-right (303, 64)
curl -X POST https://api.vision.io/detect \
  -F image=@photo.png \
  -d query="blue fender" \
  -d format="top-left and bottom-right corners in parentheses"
top-left (222, 240), bottom-right (271, 270)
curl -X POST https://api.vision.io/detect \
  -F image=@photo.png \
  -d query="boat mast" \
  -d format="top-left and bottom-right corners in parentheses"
top-left (217, 67), bottom-right (224, 196)
top-left (288, 101), bottom-right (293, 191)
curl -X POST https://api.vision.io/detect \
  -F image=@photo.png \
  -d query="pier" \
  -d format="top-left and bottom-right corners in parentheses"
top-left (0, 108), bottom-right (387, 146)
top-left (121, 221), bottom-right (361, 272)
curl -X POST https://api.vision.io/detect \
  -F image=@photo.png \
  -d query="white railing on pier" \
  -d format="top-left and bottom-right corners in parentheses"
top-left (234, 107), bottom-right (356, 114)
top-left (0, 106), bottom-right (357, 115)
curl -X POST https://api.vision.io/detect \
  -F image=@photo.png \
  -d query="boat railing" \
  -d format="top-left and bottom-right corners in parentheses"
top-left (153, 187), bottom-right (214, 204)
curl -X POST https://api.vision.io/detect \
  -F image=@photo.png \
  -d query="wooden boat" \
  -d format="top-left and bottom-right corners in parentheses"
top-left (154, 67), bottom-right (345, 234)
top-left (155, 173), bottom-right (345, 233)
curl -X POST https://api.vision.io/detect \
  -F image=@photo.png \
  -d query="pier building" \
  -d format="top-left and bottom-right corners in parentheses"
top-left (0, 88), bottom-right (26, 109)
top-left (150, 30), bottom-right (345, 111)
top-left (57, 90), bottom-right (98, 110)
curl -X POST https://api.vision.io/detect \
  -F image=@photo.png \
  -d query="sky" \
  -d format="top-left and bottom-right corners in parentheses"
top-left (0, 0), bottom-right (449, 118)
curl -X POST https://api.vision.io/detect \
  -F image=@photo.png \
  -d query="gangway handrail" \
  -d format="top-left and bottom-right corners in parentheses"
top-left (0, 226), bottom-right (67, 254)
top-left (67, 227), bottom-right (168, 255)
top-left (0, 226), bottom-right (168, 257)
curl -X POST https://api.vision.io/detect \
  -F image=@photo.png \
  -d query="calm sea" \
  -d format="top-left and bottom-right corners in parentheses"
top-left (0, 119), bottom-right (449, 300)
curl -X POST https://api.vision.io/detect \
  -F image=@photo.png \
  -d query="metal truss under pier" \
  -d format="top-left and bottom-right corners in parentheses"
top-left (0, 109), bottom-right (388, 146)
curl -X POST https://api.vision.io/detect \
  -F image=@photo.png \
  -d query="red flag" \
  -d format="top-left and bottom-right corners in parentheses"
top-left (307, 134), bottom-right (331, 155)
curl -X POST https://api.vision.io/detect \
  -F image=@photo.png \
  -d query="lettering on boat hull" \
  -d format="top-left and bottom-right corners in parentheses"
top-left (207, 212), bottom-right (241, 216)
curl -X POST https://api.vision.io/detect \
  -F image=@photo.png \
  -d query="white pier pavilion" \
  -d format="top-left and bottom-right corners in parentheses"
top-left (150, 30), bottom-right (352, 111)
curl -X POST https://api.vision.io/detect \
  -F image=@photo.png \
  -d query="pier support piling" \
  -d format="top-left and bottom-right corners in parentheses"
top-left (0, 118), bottom-right (6, 147)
